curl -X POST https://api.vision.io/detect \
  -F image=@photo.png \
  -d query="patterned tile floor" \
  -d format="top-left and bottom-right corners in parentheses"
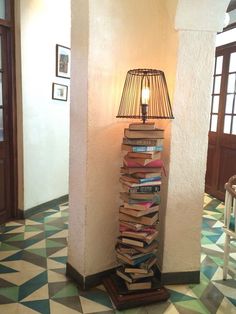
top-left (0, 196), bottom-right (236, 314)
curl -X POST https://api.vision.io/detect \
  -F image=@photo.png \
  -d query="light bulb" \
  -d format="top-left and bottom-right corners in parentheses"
top-left (141, 87), bottom-right (150, 105)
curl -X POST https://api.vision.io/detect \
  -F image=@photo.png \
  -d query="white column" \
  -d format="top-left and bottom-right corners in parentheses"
top-left (67, 0), bottom-right (178, 282)
top-left (161, 0), bottom-right (230, 278)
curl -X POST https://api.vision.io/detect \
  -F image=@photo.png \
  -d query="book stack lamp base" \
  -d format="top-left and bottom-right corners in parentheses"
top-left (103, 122), bottom-right (170, 310)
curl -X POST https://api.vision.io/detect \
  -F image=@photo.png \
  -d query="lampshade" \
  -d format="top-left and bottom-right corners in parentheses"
top-left (117, 69), bottom-right (174, 123)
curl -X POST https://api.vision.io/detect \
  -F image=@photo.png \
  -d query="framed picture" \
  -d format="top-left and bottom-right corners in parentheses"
top-left (56, 44), bottom-right (71, 79)
top-left (52, 83), bottom-right (68, 101)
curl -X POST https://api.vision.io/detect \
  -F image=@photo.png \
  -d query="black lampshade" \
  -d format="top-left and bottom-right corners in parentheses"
top-left (117, 69), bottom-right (174, 123)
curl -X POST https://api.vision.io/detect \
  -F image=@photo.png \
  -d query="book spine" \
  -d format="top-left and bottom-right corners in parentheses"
top-left (139, 176), bottom-right (161, 183)
top-left (128, 185), bottom-right (161, 193)
top-left (123, 138), bottom-right (161, 146)
top-left (132, 146), bottom-right (163, 152)
top-left (132, 253), bottom-right (154, 265)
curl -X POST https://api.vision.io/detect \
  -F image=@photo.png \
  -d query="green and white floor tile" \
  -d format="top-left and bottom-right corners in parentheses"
top-left (0, 197), bottom-right (235, 313)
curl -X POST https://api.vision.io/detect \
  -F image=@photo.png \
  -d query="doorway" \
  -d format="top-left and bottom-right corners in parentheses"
top-left (0, 1), bottom-right (17, 224)
top-left (205, 42), bottom-right (236, 201)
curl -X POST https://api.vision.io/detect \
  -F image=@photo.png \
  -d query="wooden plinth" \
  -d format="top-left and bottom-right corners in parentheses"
top-left (103, 274), bottom-right (170, 310)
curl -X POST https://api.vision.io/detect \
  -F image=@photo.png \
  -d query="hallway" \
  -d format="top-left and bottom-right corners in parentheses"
top-left (0, 196), bottom-right (235, 313)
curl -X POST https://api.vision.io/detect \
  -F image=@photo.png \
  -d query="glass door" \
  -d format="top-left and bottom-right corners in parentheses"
top-left (206, 42), bottom-right (236, 201)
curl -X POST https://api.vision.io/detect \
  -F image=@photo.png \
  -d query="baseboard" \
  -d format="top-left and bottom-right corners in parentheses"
top-left (66, 262), bottom-right (117, 290)
top-left (18, 194), bottom-right (69, 219)
top-left (66, 263), bottom-right (199, 290)
top-left (156, 268), bottom-right (200, 285)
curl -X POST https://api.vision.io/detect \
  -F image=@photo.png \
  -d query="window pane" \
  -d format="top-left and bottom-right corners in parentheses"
top-left (216, 56), bottom-right (223, 74)
top-left (224, 115), bottom-right (232, 134)
top-left (0, 36), bottom-right (2, 69)
top-left (0, 108), bottom-right (3, 141)
top-left (227, 73), bottom-right (236, 93)
top-left (232, 116), bottom-right (236, 135)
top-left (214, 76), bottom-right (221, 94)
top-left (211, 114), bottom-right (218, 132)
top-left (229, 52), bottom-right (236, 72)
top-left (212, 96), bottom-right (219, 113)
top-left (225, 94), bottom-right (234, 114)
top-left (0, 0), bottom-right (5, 20)
top-left (0, 73), bottom-right (2, 107)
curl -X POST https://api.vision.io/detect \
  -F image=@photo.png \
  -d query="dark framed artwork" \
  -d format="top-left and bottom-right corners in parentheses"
top-left (56, 44), bottom-right (71, 79)
top-left (52, 83), bottom-right (68, 101)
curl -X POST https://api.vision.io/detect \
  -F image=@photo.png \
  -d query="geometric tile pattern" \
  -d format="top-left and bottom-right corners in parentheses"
top-left (0, 196), bottom-right (236, 313)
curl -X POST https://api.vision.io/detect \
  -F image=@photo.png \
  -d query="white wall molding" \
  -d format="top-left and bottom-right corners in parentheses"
top-left (175, 0), bottom-right (230, 32)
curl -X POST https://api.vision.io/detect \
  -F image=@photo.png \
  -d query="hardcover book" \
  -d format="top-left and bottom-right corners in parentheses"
top-left (120, 166), bottom-right (162, 174)
top-left (119, 211), bottom-right (158, 226)
top-left (123, 201), bottom-right (159, 211)
top-left (121, 174), bottom-right (161, 184)
top-left (119, 205), bottom-right (159, 218)
top-left (120, 230), bottom-right (158, 243)
top-left (126, 151), bottom-right (161, 159)
top-left (128, 122), bottom-right (155, 130)
top-left (124, 128), bottom-right (164, 139)
top-left (120, 192), bottom-right (160, 205)
top-left (121, 184), bottom-right (161, 194)
top-left (123, 137), bottom-right (164, 146)
top-left (121, 144), bottom-right (163, 153)
top-left (124, 157), bottom-right (164, 168)
top-left (117, 239), bottom-right (158, 254)
top-left (116, 251), bottom-right (155, 266)
top-left (120, 179), bottom-right (161, 188)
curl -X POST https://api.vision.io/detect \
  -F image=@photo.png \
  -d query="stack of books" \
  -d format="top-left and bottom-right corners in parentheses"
top-left (116, 122), bottom-right (164, 291)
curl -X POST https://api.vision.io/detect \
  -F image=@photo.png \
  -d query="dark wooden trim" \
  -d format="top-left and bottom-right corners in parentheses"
top-left (0, 0), bottom-right (17, 223)
top-left (223, 22), bottom-right (236, 32)
top-left (66, 263), bottom-right (117, 290)
top-left (9, 0), bottom-right (18, 220)
top-left (216, 41), bottom-right (236, 53)
top-left (0, 19), bottom-right (12, 27)
top-left (156, 268), bottom-right (200, 285)
top-left (227, 0), bottom-right (236, 12)
top-left (18, 194), bottom-right (68, 218)
top-left (0, 0), bottom-right (14, 27)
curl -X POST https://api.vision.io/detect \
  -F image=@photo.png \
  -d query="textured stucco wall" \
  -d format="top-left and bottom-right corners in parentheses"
top-left (163, 31), bottom-right (216, 272)
top-left (160, 0), bottom-right (230, 273)
top-left (176, 0), bottom-right (229, 31)
top-left (20, 0), bottom-right (70, 210)
top-left (68, 0), bottom-right (178, 276)
top-left (67, 0), bottom-right (89, 276)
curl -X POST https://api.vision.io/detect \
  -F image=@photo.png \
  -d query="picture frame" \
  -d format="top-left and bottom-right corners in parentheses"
top-left (52, 83), bottom-right (68, 101)
top-left (56, 44), bottom-right (71, 79)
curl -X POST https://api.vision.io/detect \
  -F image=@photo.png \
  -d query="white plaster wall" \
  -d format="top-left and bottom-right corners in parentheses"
top-left (68, 0), bottom-right (178, 276)
top-left (175, 0), bottom-right (229, 32)
top-left (159, 0), bottom-right (230, 275)
top-left (163, 31), bottom-right (216, 272)
top-left (20, 0), bottom-right (70, 209)
top-left (67, 0), bottom-right (89, 277)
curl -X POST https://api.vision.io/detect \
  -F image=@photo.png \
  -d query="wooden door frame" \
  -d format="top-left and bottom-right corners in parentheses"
top-left (0, 0), bottom-right (18, 220)
top-left (206, 41), bottom-right (236, 201)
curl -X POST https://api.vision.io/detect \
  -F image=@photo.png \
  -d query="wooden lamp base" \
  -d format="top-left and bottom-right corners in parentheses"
top-left (103, 274), bottom-right (170, 310)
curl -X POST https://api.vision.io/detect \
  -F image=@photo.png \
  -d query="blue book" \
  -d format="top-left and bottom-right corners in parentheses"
top-left (139, 176), bottom-right (162, 183)
top-left (133, 146), bottom-right (163, 152)
top-left (122, 144), bottom-right (163, 153)
top-left (132, 253), bottom-right (155, 266)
